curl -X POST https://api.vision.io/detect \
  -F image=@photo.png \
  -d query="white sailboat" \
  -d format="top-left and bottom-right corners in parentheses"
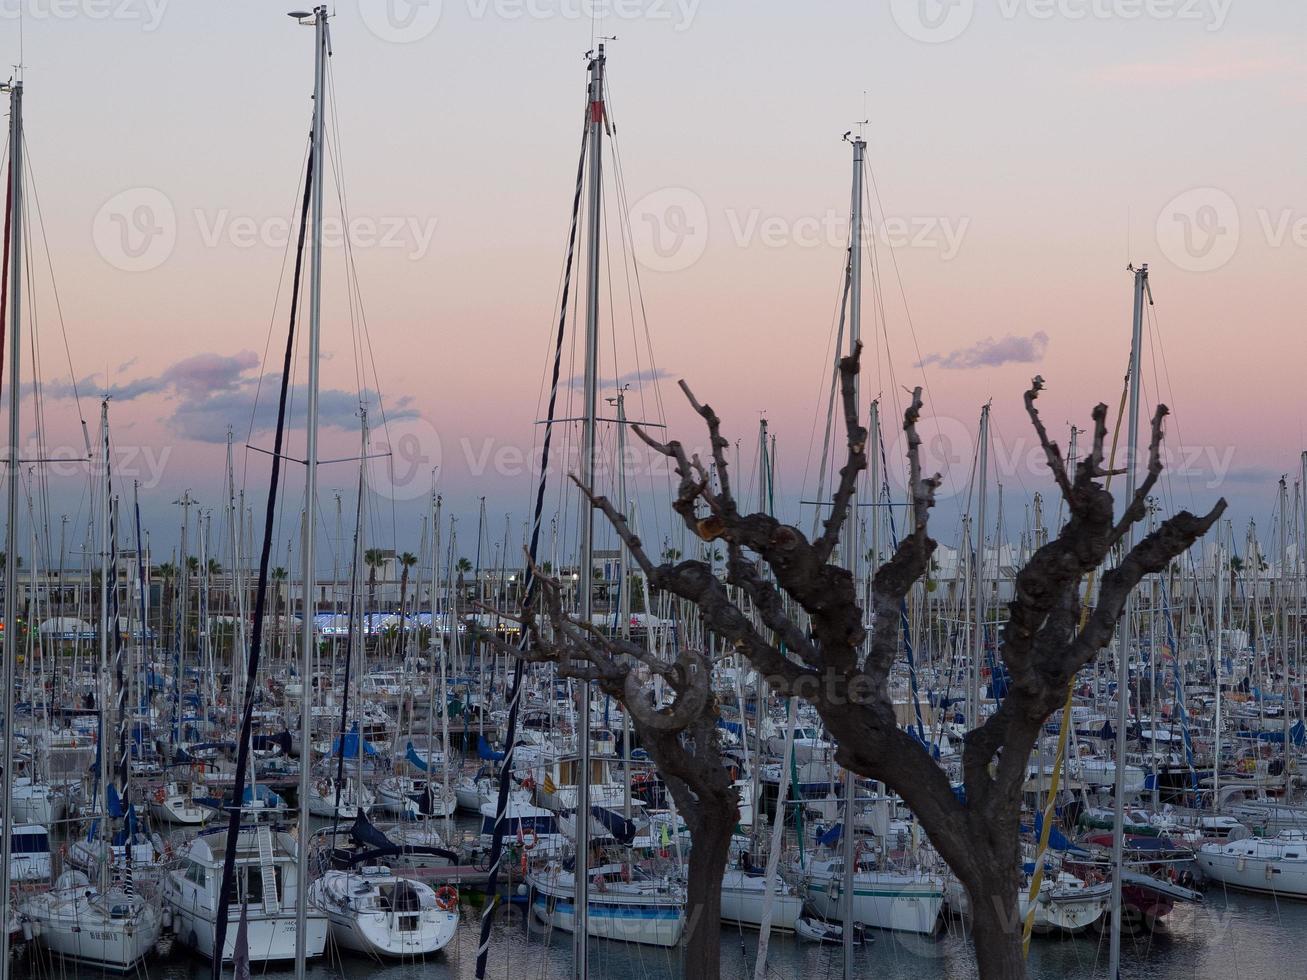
top-left (719, 868), bottom-right (802, 931)
top-left (148, 778), bottom-right (215, 825)
top-left (23, 404), bottom-right (165, 969)
top-left (799, 853), bottom-right (946, 935)
top-left (309, 866), bottom-right (459, 957)
top-left (1197, 829), bottom-right (1307, 897)
top-left (306, 772), bottom-right (375, 819)
top-left (22, 870), bottom-right (161, 972)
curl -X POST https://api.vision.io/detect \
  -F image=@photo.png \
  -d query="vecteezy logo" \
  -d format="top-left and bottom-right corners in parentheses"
top-left (357, 0), bottom-right (442, 43)
top-left (1155, 187), bottom-right (1240, 273)
top-left (627, 187), bottom-right (709, 273)
top-left (372, 415), bottom-right (442, 501)
top-left (92, 187), bottom-right (177, 273)
top-left (890, 0), bottom-right (975, 43)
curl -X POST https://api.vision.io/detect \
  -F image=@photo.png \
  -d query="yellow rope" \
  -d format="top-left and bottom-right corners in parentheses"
top-left (1021, 378), bottom-right (1131, 955)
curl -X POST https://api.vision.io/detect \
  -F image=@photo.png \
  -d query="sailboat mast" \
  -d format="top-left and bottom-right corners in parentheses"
top-left (0, 79), bottom-right (24, 980)
top-left (971, 404), bottom-right (989, 731)
top-left (841, 132), bottom-right (865, 979)
top-left (1213, 535), bottom-right (1224, 808)
top-left (615, 389), bottom-right (632, 824)
top-left (1109, 261), bottom-right (1148, 977)
top-left (573, 43), bottom-right (605, 979)
top-left (1279, 477), bottom-right (1290, 756)
top-left (294, 6), bottom-right (328, 977)
top-left (98, 403), bottom-right (112, 895)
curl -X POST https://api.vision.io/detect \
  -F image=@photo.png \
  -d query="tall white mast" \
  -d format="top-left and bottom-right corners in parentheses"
top-left (1109, 262), bottom-right (1149, 977)
top-left (294, 5), bottom-right (328, 977)
top-left (841, 132), bottom-right (865, 980)
top-left (1213, 534), bottom-right (1224, 809)
top-left (1279, 477), bottom-right (1291, 758)
top-left (971, 405), bottom-right (990, 731)
top-left (0, 78), bottom-right (24, 980)
top-left (98, 403), bottom-right (112, 896)
top-left (574, 43), bottom-right (605, 980)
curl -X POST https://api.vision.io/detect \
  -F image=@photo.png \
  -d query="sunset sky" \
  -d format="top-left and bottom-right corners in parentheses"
top-left (2, 0), bottom-right (1303, 567)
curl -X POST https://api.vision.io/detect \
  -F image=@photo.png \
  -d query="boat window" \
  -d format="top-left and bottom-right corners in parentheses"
top-left (185, 860), bottom-right (207, 886)
top-left (11, 832), bottom-right (48, 853)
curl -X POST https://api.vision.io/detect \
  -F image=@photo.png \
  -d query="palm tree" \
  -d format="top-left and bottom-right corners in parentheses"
top-left (454, 557), bottom-right (472, 605)
top-left (397, 551), bottom-right (418, 625)
top-left (156, 561), bottom-right (176, 638)
top-left (271, 567), bottom-right (287, 616)
top-left (364, 549), bottom-right (387, 611)
top-left (1228, 555), bottom-right (1244, 607)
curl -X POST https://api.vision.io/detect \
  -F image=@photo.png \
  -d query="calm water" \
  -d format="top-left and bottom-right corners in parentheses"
top-left (19, 886), bottom-right (1307, 980)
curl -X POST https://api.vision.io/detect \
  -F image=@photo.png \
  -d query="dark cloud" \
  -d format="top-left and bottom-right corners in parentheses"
top-left (168, 378), bottom-right (415, 444)
top-left (916, 332), bottom-right (1049, 370)
top-left (48, 350), bottom-right (261, 402)
top-left (47, 352), bottom-right (418, 445)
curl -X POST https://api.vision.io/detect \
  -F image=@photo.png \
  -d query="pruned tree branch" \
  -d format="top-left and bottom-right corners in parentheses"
top-left (813, 344), bottom-right (868, 564)
top-left (1023, 376), bottom-right (1073, 500)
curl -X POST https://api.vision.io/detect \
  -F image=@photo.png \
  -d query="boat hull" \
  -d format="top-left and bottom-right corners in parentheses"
top-left (806, 872), bottom-right (944, 934)
top-left (167, 903), bottom-right (328, 963)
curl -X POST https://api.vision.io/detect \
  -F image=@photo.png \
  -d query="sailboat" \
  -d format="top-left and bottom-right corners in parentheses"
top-left (799, 851), bottom-right (946, 935)
top-left (149, 777), bottom-right (215, 825)
top-left (309, 865), bottom-right (459, 958)
top-left (1196, 828), bottom-right (1307, 897)
top-left (3, 78), bottom-right (163, 968)
top-left (528, 858), bottom-right (686, 947)
top-left (306, 772), bottom-right (375, 819)
top-left (719, 867), bottom-right (803, 931)
top-left (21, 870), bottom-right (162, 972)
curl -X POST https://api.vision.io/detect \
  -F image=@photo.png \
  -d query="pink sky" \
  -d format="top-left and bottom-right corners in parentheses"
top-left (3, 1), bottom-right (1302, 558)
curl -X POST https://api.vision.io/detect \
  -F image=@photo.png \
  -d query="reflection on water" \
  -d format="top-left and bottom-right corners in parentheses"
top-left (23, 886), bottom-right (1307, 979)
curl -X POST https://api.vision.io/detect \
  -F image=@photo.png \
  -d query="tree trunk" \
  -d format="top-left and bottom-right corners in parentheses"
top-left (681, 806), bottom-right (734, 980)
top-left (965, 862), bottom-right (1027, 980)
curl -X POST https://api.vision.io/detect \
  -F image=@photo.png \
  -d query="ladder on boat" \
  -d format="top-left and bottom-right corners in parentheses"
top-left (256, 825), bottom-right (280, 914)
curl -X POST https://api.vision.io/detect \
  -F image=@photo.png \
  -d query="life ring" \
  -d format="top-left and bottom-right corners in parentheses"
top-left (519, 850), bottom-right (528, 876)
top-left (435, 885), bottom-right (459, 911)
top-left (621, 863), bottom-right (631, 883)
top-left (522, 775), bottom-right (536, 791)
top-left (154, 787), bottom-right (167, 804)
top-left (592, 872), bottom-right (606, 893)
top-left (521, 828), bottom-right (539, 852)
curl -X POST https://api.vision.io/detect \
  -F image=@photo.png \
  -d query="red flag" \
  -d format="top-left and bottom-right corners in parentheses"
top-left (232, 900), bottom-right (251, 980)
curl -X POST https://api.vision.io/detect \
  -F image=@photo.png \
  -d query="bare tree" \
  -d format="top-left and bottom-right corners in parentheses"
top-left (573, 345), bottom-right (1224, 979)
top-left (493, 567), bottom-right (737, 980)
